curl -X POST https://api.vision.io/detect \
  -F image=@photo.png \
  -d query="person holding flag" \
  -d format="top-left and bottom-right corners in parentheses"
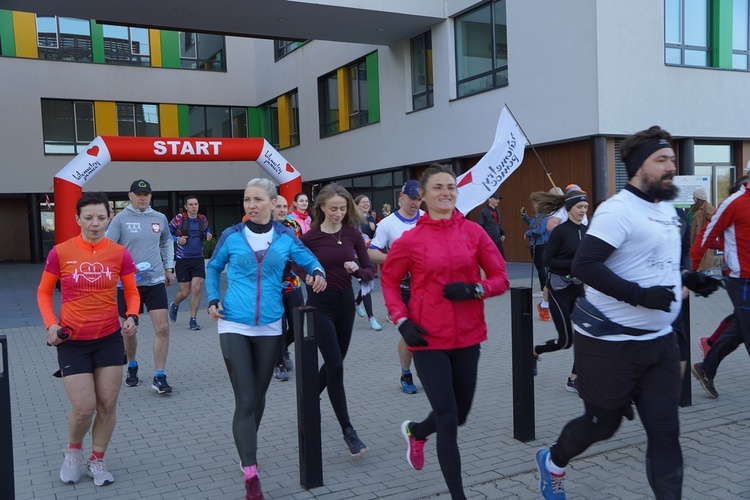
top-left (382, 164), bottom-right (508, 500)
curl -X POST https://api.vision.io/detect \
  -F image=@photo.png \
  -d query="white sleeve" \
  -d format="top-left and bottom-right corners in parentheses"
top-left (585, 199), bottom-right (630, 249)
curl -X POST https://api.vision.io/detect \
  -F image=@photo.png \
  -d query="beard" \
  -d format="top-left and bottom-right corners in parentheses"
top-left (641, 174), bottom-right (678, 201)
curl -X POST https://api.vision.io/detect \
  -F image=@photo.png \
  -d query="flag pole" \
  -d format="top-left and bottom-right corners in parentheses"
top-left (504, 104), bottom-right (558, 190)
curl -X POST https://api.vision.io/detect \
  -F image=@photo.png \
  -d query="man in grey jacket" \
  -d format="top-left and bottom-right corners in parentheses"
top-left (107, 179), bottom-right (175, 394)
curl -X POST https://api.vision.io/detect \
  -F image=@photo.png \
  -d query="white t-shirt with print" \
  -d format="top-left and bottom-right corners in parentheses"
top-left (577, 189), bottom-right (682, 341)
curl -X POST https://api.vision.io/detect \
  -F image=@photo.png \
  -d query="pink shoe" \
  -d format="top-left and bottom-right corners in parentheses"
top-left (699, 337), bottom-right (711, 359)
top-left (401, 420), bottom-right (427, 470)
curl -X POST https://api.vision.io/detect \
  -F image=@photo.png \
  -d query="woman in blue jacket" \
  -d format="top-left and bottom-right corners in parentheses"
top-left (205, 178), bottom-right (326, 500)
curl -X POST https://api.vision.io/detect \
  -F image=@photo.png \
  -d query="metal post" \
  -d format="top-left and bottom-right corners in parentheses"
top-left (293, 306), bottom-right (323, 489)
top-left (511, 287), bottom-right (535, 442)
top-left (680, 296), bottom-right (692, 407)
top-left (0, 335), bottom-right (15, 500)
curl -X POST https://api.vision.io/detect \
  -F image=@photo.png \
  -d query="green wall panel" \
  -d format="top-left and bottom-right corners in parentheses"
top-left (0, 10), bottom-right (16, 56)
top-left (713, 0), bottom-right (732, 68)
top-left (178, 104), bottom-right (190, 137)
top-left (160, 30), bottom-right (181, 69)
top-left (247, 107), bottom-right (263, 138)
top-left (366, 51), bottom-right (380, 124)
top-left (90, 21), bottom-right (104, 63)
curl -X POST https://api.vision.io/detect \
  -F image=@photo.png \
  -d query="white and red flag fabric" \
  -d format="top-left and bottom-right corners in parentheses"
top-left (455, 106), bottom-right (528, 215)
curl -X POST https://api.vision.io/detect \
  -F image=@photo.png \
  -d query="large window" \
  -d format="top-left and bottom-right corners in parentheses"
top-left (179, 32), bottom-right (225, 71)
top-left (665, 0), bottom-right (712, 66)
top-left (116, 103), bottom-right (159, 137)
top-left (41, 99), bottom-right (95, 154)
top-left (318, 55), bottom-right (374, 138)
top-left (36, 16), bottom-right (92, 62)
top-left (259, 90), bottom-right (300, 149)
top-left (260, 100), bottom-right (280, 148)
top-left (411, 32), bottom-right (434, 111)
top-left (274, 39), bottom-right (307, 60)
top-left (455, 0), bottom-right (508, 98)
top-left (102, 25), bottom-right (150, 66)
top-left (318, 71), bottom-right (339, 137)
top-left (348, 60), bottom-right (369, 128)
top-left (188, 106), bottom-right (247, 137)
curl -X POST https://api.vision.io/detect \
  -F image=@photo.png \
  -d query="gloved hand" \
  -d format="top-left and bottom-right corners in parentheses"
top-left (683, 271), bottom-right (723, 297)
top-left (397, 320), bottom-right (428, 347)
top-left (443, 282), bottom-right (482, 301)
top-left (638, 285), bottom-right (676, 312)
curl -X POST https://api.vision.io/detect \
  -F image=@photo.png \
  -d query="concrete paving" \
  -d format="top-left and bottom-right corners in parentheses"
top-left (2, 261), bottom-right (749, 499)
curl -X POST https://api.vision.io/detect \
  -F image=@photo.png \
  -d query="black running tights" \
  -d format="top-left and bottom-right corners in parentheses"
top-left (307, 286), bottom-right (356, 432)
top-left (220, 332), bottom-right (283, 467)
top-left (410, 345), bottom-right (481, 500)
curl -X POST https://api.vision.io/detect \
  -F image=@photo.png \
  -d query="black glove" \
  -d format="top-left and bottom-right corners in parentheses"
top-left (397, 320), bottom-right (428, 347)
top-left (638, 285), bottom-right (676, 312)
top-left (683, 271), bottom-right (723, 298)
top-left (443, 282), bottom-right (483, 301)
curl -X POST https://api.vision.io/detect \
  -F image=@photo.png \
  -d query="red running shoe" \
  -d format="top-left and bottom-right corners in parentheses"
top-left (537, 303), bottom-right (551, 322)
top-left (245, 475), bottom-right (265, 500)
top-left (401, 420), bottom-right (427, 470)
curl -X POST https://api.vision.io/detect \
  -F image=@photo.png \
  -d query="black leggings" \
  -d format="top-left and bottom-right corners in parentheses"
top-left (551, 334), bottom-right (682, 499)
top-left (410, 345), bottom-right (481, 500)
top-left (354, 288), bottom-right (374, 317)
top-left (219, 333), bottom-right (283, 466)
top-left (276, 287), bottom-right (304, 366)
top-left (306, 286), bottom-right (356, 432)
top-left (530, 244), bottom-right (547, 292)
top-left (535, 282), bottom-right (583, 373)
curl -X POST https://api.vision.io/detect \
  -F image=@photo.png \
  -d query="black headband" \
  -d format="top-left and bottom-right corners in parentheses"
top-left (565, 193), bottom-right (588, 211)
top-left (624, 138), bottom-right (671, 179)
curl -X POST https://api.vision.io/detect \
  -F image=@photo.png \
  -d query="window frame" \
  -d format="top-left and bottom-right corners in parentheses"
top-left (410, 31), bottom-right (434, 111)
top-left (664, 0), bottom-right (713, 67)
top-left (36, 15), bottom-right (93, 62)
top-left (41, 98), bottom-right (95, 155)
top-left (102, 25), bottom-right (151, 66)
top-left (454, 0), bottom-right (508, 98)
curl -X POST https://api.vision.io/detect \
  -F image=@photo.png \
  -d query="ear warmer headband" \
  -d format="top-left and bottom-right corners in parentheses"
top-left (624, 138), bottom-right (671, 179)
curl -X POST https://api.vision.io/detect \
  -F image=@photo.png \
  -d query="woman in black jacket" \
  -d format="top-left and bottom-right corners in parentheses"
top-left (531, 190), bottom-right (589, 393)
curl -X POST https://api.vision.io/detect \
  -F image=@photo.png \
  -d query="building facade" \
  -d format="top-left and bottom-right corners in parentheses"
top-left (1, 0), bottom-right (748, 262)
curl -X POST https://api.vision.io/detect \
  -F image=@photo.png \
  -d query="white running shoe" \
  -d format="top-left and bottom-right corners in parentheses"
top-left (60, 448), bottom-right (84, 483)
top-left (86, 458), bottom-right (115, 486)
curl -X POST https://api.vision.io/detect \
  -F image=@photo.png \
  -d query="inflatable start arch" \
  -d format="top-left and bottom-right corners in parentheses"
top-left (53, 136), bottom-right (303, 245)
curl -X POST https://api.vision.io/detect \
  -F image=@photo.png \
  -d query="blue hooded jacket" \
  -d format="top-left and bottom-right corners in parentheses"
top-left (206, 221), bottom-right (323, 326)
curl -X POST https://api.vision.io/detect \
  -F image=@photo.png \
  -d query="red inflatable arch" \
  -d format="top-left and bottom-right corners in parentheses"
top-left (53, 136), bottom-right (303, 244)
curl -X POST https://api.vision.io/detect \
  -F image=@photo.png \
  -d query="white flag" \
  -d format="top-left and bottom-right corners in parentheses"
top-left (455, 107), bottom-right (527, 215)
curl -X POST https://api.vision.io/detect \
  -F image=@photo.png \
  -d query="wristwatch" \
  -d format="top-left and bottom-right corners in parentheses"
top-left (474, 284), bottom-right (485, 299)
top-left (127, 314), bottom-right (139, 325)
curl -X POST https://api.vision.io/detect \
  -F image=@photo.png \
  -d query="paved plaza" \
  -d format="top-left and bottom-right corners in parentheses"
top-left (2, 261), bottom-right (750, 499)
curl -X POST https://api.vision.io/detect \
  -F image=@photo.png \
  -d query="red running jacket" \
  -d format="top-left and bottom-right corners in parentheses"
top-left (382, 209), bottom-right (509, 351)
top-left (697, 183), bottom-right (750, 279)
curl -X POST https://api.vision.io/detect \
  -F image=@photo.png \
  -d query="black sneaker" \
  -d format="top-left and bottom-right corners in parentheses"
top-left (565, 377), bottom-right (578, 394)
top-left (343, 427), bottom-right (367, 457)
top-left (125, 365), bottom-right (139, 387)
top-left (189, 318), bottom-right (201, 331)
top-left (152, 374), bottom-right (173, 394)
top-left (168, 301), bottom-right (178, 323)
top-left (274, 364), bottom-right (290, 382)
top-left (283, 351), bottom-right (294, 371)
top-left (691, 362), bottom-right (718, 398)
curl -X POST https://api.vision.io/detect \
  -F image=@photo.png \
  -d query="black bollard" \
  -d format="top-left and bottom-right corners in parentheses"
top-left (293, 306), bottom-right (323, 489)
top-left (511, 287), bottom-right (535, 442)
top-left (0, 335), bottom-right (14, 500)
top-left (679, 296), bottom-right (692, 407)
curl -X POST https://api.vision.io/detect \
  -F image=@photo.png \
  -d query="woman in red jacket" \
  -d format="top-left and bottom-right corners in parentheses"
top-left (381, 163), bottom-right (509, 499)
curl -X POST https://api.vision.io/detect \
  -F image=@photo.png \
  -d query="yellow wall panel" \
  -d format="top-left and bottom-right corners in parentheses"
top-left (94, 101), bottom-right (118, 136)
top-left (337, 67), bottom-right (349, 132)
top-left (12, 11), bottom-right (38, 59)
top-left (278, 95), bottom-right (291, 149)
top-left (159, 104), bottom-right (179, 137)
top-left (149, 29), bottom-right (162, 67)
